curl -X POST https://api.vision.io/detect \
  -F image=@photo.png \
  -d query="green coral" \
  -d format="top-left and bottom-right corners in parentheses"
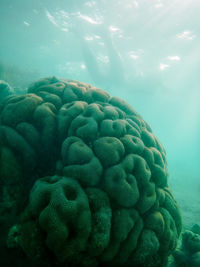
top-left (173, 229), bottom-right (200, 267)
top-left (28, 175), bottom-right (91, 263)
top-left (0, 76), bottom-right (182, 266)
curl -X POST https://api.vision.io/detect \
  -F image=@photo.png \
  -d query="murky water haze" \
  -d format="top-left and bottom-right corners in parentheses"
top-left (0, 0), bottom-right (199, 228)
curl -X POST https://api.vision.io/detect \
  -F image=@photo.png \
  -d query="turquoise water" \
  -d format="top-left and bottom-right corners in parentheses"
top-left (0, 0), bottom-right (199, 232)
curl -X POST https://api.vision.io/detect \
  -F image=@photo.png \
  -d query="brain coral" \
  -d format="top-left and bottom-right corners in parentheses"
top-left (0, 77), bottom-right (182, 267)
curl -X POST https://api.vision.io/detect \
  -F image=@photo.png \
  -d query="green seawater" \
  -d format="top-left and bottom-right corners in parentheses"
top-left (0, 0), bottom-right (199, 239)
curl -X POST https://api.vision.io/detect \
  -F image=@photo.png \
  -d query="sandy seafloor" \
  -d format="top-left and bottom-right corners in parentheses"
top-left (170, 173), bottom-right (200, 230)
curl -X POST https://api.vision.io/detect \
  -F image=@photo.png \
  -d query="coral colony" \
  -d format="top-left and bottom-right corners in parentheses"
top-left (0, 77), bottom-right (181, 266)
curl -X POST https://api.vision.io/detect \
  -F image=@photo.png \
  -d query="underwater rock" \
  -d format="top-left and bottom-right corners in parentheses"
top-left (0, 77), bottom-right (182, 266)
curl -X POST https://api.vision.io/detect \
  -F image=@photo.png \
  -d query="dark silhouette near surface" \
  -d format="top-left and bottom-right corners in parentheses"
top-left (74, 23), bottom-right (125, 90)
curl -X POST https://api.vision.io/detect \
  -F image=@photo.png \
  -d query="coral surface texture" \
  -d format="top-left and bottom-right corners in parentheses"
top-left (173, 229), bottom-right (200, 267)
top-left (0, 77), bottom-right (182, 267)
